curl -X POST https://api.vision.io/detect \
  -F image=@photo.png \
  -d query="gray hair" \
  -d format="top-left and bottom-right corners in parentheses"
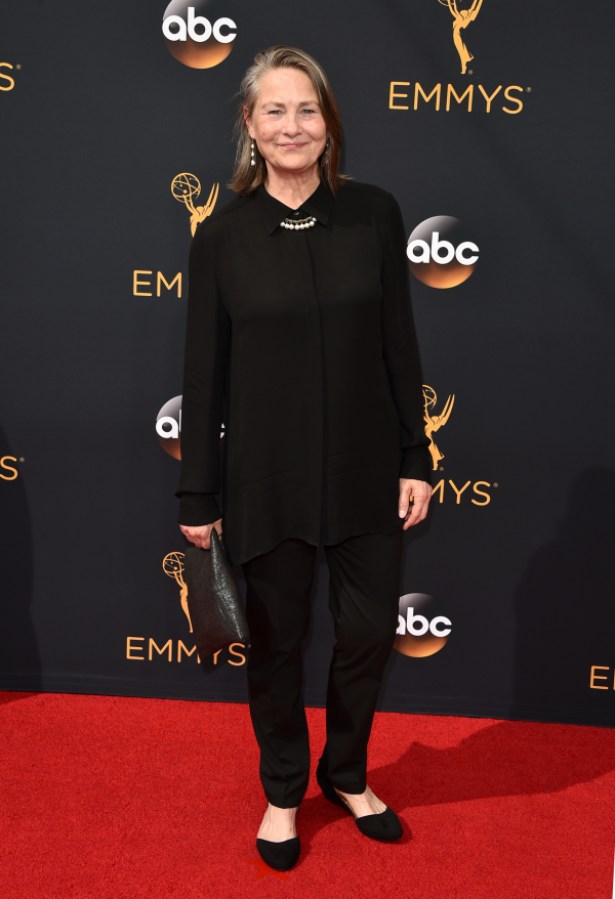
top-left (228, 45), bottom-right (346, 195)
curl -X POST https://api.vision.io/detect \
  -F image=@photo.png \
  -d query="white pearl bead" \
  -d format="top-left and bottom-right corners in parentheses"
top-left (279, 215), bottom-right (317, 230)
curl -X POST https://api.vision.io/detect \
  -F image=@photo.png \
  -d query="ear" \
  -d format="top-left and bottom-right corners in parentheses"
top-left (243, 105), bottom-right (255, 139)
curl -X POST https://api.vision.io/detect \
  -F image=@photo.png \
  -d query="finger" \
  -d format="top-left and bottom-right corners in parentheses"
top-left (398, 490), bottom-right (414, 518)
top-left (183, 531), bottom-right (198, 547)
top-left (413, 489), bottom-right (430, 513)
top-left (181, 527), bottom-right (203, 548)
top-left (408, 501), bottom-right (429, 528)
top-left (402, 496), bottom-right (430, 529)
top-left (402, 505), bottom-right (420, 530)
top-left (414, 499), bottom-right (429, 523)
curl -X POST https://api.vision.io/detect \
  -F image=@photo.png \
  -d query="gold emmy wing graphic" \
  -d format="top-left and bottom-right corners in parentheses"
top-left (422, 385), bottom-right (455, 470)
top-left (162, 551), bottom-right (192, 633)
top-left (437, 0), bottom-right (484, 74)
top-left (171, 172), bottom-right (219, 236)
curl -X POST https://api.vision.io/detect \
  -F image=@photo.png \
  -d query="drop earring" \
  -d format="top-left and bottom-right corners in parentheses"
top-left (250, 139), bottom-right (256, 166)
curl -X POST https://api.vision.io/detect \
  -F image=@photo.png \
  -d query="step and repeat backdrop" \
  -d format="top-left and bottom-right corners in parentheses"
top-left (2, 1), bottom-right (614, 726)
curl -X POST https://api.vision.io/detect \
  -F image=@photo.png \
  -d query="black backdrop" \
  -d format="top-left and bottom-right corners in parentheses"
top-left (2, 1), bottom-right (614, 727)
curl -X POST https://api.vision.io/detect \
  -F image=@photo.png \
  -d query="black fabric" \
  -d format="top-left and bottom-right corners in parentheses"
top-left (182, 529), bottom-right (249, 657)
top-left (241, 532), bottom-right (404, 808)
top-left (176, 178), bottom-right (431, 565)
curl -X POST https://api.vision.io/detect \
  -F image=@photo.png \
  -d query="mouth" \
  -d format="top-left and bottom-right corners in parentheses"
top-left (278, 143), bottom-right (308, 149)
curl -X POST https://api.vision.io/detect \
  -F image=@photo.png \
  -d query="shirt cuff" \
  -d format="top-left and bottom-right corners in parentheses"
top-left (177, 492), bottom-right (222, 526)
top-left (399, 447), bottom-right (433, 483)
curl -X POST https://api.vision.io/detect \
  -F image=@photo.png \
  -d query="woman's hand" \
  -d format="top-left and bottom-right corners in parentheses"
top-left (398, 479), bottom-right (432, 530)
top-left (179, 518), bottom-right (223, 550)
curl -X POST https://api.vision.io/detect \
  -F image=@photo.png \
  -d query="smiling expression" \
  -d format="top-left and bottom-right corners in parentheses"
top-left (244, 67), bottom-right (328, 179)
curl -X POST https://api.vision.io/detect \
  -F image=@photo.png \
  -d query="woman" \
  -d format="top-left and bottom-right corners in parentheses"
top-left (177, 45), bottom-right (432, 871)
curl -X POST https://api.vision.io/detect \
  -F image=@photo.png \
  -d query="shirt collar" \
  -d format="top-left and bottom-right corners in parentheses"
top-left (254, 179), bottom-right (334, 234)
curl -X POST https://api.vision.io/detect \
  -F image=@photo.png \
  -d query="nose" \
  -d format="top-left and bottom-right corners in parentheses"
top-left (282, 112), bottom-right (302, 137)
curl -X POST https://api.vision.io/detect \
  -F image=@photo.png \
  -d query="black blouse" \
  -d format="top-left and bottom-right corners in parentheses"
top-left (176, 178), bottom-right (432, 566)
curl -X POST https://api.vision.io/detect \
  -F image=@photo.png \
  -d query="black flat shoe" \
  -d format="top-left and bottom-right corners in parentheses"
top-left (316, 760), bottom-right (403, 842)
top-left (256, 836), bottom-right (300, 871)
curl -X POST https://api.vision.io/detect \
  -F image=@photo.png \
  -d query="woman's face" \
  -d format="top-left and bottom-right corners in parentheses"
top-left (244, 67), bottom-right (327, 180)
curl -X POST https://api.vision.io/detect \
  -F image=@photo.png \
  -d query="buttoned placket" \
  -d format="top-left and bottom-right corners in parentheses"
top-left (303, 226), bottom-right (329, 540)
top-left (278, 223), bottom-right (328, 543)
top-left (257, 182), bottom-right (334, 546)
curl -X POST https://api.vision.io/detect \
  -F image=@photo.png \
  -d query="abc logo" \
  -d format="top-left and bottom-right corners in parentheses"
top-left (156, 395), bottom-right (225, 460)
top-left (394, 593), bottom-right (452, 658)
top-left (162, 1), bottom-right (237, 70)
top-left (156, 396), bottom-right (183, 460)
top-left (407, 216), bottom-right (479, 289)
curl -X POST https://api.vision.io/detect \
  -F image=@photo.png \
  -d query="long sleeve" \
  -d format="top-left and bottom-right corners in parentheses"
top-left (176, 219), bottom-right (231, 525)
top-left (380, 193), bottom-right (432, 483)
top-left (171, 180), bottom-right (431, 565)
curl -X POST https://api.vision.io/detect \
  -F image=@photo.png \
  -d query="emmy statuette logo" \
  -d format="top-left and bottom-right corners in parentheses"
top-left (127, 547), bottom-right (244, 669)
top-left (131, 171), bottom-right (219, 297)
top-left (162, 1), bottom-right (237, 69)
top-left (162, 551), bottom-right (192, 632)
top-left (138, 552), bottom-right (247, 668)
top-left (388, 0), bottom-right (528, 115)
top-left (423, 385), bottom-right (455, 471)
top-left (171, 172), bottom-right (219, 236)
top-left (437, 0), bottom-right (484, 75)
top-left (123, 552), bottom-right (247, 668)
top-left (420, 386), bottom-right (499, 506)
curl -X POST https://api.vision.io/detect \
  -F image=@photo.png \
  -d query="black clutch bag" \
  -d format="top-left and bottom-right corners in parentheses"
top-left (183, 528), bottom-right (250, 658)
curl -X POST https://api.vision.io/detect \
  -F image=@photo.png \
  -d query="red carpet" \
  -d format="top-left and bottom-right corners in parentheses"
top-left (1, 691), bottom-right (614, 898)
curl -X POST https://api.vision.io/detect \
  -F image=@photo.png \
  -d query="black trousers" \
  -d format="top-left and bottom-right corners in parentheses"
top-left (241, 531), bottom-right (403, 808)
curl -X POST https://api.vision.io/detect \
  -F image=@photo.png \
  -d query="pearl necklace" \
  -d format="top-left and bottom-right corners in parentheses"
top-left (280, 215), bottom-right (317, 231)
